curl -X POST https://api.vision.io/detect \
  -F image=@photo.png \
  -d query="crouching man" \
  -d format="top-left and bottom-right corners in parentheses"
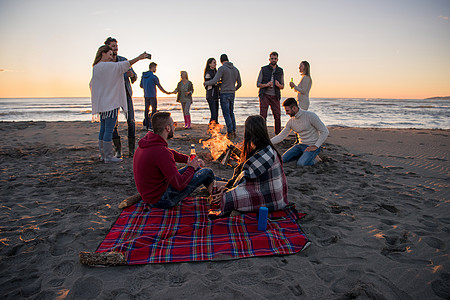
top-left (133, 112), bottom-right (215, 208)
top-left (271, 98), bottom-right (329, 166)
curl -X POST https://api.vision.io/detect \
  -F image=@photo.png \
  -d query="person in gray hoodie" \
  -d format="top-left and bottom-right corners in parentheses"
top-left (204, 54), bottom-right (242, 139)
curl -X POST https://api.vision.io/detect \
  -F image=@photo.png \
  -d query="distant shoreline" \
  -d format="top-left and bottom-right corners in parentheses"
top-left (424, 96), bottom-right (450, 100)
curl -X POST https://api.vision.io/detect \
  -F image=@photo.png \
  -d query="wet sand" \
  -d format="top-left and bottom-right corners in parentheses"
top-left (0, 121), bottom-right (449, 299)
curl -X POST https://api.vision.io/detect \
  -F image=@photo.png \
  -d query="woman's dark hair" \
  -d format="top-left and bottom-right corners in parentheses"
top-left (93, 45), bottom-right (112, 66)
top-left (240, 115), bottom-right (280, 162)
top-left (203, 57), bottom-right (216, 78)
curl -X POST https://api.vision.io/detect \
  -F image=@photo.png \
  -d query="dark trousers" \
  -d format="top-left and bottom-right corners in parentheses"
top-left (259, 94), bottom-right (281, 134)
top-left (113, 93), bottom-right (136, 139)
top-left (144, 97), bottom-right (157, 130)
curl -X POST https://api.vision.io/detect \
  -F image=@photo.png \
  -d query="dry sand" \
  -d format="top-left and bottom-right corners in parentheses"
top-left (0, 121), bottom-right (449, 299)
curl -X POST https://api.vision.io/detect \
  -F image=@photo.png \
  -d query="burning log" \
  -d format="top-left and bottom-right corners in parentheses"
top-left (200, 122), bottom-right (241, 168)
top-left (218, 144), bottom-right (241, 167)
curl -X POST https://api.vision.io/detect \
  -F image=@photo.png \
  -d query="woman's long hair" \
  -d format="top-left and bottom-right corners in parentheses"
top-left (203, 57), bottom-right (216, 78)
top-left (93, 45), bottom-right (112, 66)
top-left (301, 60), bottom-right (312, 83)
top-left (240, 115), bottom-right (280, 163)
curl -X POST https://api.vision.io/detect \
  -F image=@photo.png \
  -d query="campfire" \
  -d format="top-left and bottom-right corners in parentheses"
top-left (200, 122), bottom-right (241, 167)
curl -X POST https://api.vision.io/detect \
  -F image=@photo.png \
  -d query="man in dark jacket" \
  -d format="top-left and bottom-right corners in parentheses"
top-left (257, 51), bottom-right (285, 134)
top-left (204, 54), bottom-right (242, 140)
top-left (133, 112), bottom-right (215, 208)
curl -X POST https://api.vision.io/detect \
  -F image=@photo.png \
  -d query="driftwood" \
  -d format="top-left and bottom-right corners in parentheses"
top-left (79, 251), bottom-right (127, 266)
top-left (118, 194), bottom-right (142, 209)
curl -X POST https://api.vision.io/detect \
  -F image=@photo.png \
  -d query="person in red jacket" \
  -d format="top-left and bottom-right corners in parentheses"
top-left (133, 112), bottom-right (215, 208)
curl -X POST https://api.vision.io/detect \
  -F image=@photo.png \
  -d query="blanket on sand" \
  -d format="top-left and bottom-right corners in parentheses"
top-left (95, 197), bottom-right (309, 264)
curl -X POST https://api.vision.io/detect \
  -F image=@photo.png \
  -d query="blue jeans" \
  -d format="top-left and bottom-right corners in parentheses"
top-left (153, 167), bottom-right (215, 209)
top-left (219, 93), bottom-right (236, 133)
top-left (144, 97), bottom-right (157, 130)
top-left (113, 94), bottom-right (135, 139)
top-left (98, 115), bottom-right (118, 142)
top-left (206, 96), bottom-right (219, 124)
top-left (282, 144), bottom-right (321, 166)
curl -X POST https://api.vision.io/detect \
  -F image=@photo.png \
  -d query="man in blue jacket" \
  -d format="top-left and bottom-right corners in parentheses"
top-left (140, 62), bottom-right (171, 131)
top-left (104, 37), bottom-right (138, 157)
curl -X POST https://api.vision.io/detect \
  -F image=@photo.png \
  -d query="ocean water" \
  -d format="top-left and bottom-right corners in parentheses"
top-left (0, 97), bottom-right (448, 129)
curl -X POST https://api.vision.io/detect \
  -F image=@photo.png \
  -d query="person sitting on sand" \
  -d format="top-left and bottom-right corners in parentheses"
top-left (133, 112), bottom-right (215, 208)
top-left (170, 71), bottom-right (194, 129)
top-left (140, 62), bottom-right (171, 131)
top-left (271, 97), bottom-right (328, 166)
top-left (89, 45), bottom-right (149, 163)
top-left (210, 115), bottom-right (288, 217)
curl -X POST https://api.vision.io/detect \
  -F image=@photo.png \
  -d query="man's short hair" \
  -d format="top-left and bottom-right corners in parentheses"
top-left (104, 37), bottom-right (117, 45)
top-left (282, 97), bottom-right (298, 108)
top-left (220, 54), bottom-right (228, 63)
top-left (270, 51), bottom-right (279, 57)
top-left (152, 112), bottom-right (171, 135)
top-left (149, 62), bottom-right (157, 70)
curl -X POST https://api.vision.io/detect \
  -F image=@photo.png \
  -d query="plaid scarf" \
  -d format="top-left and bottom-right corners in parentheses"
top-left (222, 145), bottom-right (288, 215)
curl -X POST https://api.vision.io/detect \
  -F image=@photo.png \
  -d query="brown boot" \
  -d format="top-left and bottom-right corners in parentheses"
top-left (112, 137), bottom-right (122, 158)
top-left (128, 137), bottom-right (135, 157)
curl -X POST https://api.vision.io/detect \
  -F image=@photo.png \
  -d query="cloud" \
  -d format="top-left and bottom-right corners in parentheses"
top-left (0, 69), bottom-right (22, 73)
top-left (438, 15), bottom-right (448, 20)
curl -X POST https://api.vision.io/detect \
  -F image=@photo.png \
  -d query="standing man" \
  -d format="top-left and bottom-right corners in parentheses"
top-left (257, 51), bottom-right (284, 135)
top-left (271, 98), bottom-right (328, 166)
top-left (133, 112), bottom-right (215, 208)
top-left (140, 62), bottom-right (171, 131)
top-left (104, 37), bottom-right (138, 157)
top-left (204, 54), bottom-right (241, 140)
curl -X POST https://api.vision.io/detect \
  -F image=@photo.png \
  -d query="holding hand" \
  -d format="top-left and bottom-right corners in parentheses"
top-left (187, 156), bottom-right (201, 169)
top-left (305, 145), bottom-right (318, 152)
top-left (289, 81), bottom-right (295, 88)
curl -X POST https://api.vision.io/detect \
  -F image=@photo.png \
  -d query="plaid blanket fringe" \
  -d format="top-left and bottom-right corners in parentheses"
top-left (96, 197), bottom-right (309, 264)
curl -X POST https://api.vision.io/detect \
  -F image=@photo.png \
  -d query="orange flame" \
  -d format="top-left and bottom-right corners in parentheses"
top-left (200, 122), bottom-right (234, 160)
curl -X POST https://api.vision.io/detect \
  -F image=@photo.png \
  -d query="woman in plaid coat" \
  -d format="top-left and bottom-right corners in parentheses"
top-left (212, 115), bottom-right (288, 216)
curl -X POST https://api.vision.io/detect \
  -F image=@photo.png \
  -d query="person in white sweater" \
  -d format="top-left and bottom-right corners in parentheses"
top-left (271, 98), bottom-right (328, 166)
top-left (289, 61), bottom-right (312, 110)
top-left (90, 45), bottom-right (149, 163)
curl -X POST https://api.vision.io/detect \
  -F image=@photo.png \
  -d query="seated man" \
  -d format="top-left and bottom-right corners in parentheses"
top-left (133, 112), bottom-right (215, 208)
top-left (271, 98), bottom-right (329, 166)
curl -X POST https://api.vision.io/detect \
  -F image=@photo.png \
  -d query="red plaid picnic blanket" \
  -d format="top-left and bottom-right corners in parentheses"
top-left (96, 197), bottom-right (309, 264)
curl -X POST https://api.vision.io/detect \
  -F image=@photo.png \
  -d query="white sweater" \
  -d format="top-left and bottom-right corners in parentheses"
top-left (90, 61), bottom-right (130, 115)
top-left (294, 75), bottom-right (311, 110)
top-left (271, 109), bottom-right (329, 147)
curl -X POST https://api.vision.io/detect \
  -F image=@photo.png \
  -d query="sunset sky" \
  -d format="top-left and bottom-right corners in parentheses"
top-left (0, 0), bottom-right (449, 99)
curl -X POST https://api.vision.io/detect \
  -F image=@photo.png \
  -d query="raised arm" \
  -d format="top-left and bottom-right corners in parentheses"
top-left (128, 52), bottom-right (149, 66)
top-left (204, 68), bottom-right (223, 86)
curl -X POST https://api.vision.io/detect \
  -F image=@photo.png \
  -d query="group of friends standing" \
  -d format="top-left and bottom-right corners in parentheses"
top-left (90, 37), bottom-right (329, 216)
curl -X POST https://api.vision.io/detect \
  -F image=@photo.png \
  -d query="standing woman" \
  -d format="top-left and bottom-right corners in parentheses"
top-left (204, 58), bottom-right (220, 124)
top-left (289, 61), bottom-right (312, 110)
top-left (171, 71), bottom-right (194, 129)
top-left (90, 45), bottom-right (148, 163)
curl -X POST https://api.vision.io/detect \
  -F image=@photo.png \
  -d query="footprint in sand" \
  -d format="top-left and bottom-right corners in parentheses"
top-left (431, 272), bottom-right (450, 299)
top-left (53, 260), bottom-right (74, 276)
top-left (66, 276), bottom-right (103, 299)
top-left (423, 236), bottom-right (446, 250)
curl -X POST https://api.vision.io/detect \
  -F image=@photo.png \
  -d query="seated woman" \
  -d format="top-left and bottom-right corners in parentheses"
top-left (211, 115), bottom-right (288, 216)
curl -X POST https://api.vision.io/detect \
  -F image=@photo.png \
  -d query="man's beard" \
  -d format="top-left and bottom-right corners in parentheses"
top-left (167, 128), bottom-right (174, 139)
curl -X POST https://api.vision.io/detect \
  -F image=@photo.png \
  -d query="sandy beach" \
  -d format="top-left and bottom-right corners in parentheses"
top-left (0, 121), bottom-right (449, 299)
